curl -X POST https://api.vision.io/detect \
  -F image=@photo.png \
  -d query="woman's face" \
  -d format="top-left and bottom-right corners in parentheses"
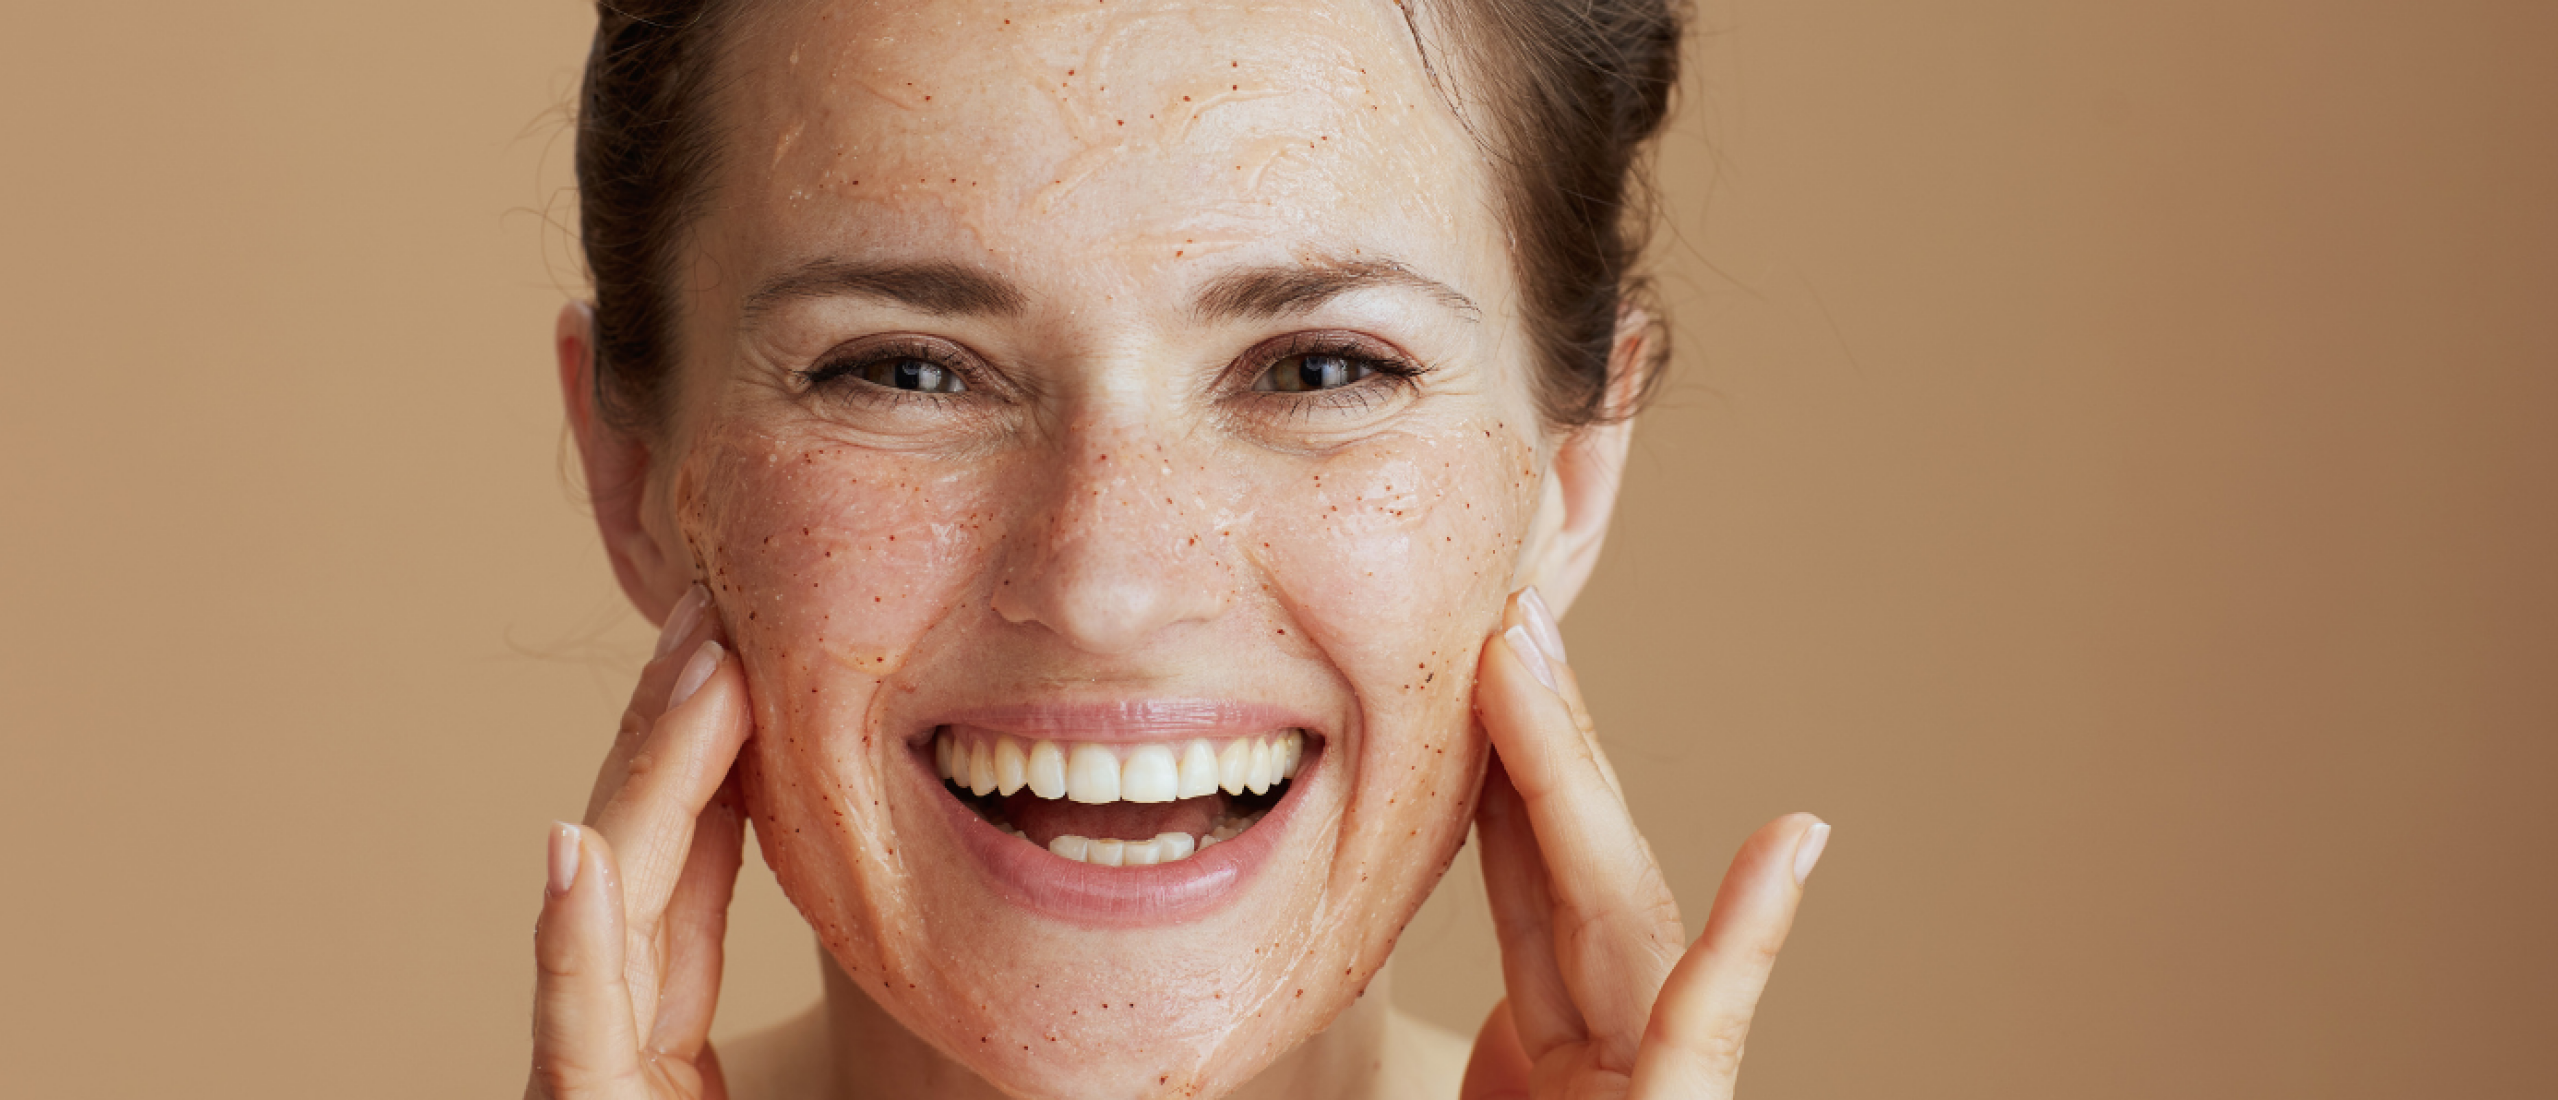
top-left (639, 0), bottom-right (1555, 1094)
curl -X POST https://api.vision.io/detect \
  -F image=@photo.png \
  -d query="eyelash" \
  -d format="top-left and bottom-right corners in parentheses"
top-left (794, 338), bottom-right (978, 407)
top-left (1231, 331), bottom-right (1429, 416)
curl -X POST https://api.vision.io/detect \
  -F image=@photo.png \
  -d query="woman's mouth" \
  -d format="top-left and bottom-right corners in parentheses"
top-left (910, 701), bottom-right (1328, 924)
top-left (934, 730), bottom-right (1306, 865)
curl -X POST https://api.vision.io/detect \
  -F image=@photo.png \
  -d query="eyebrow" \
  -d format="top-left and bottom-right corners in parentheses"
top-left (740, 259), bottom-right (1030, 325)
top-left (1191, 257), bottom-right (1481, 324)
top-left (737, 253), bottom-right (1479, 327)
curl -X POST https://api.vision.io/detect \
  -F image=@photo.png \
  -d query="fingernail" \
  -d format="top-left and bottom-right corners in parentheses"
top-left (1793, 820), bottom-right (1831, 886)
top-left (669, 639), bottom-right (723, 709)
top-left (547, 822), bottom-right (582, 897)
top-left (1505, 625), bottom-right (1557, 692)
top-left (654, 584), bottom-right (709, 659)
top-left (1520, 586), bottom-right (1568, 664)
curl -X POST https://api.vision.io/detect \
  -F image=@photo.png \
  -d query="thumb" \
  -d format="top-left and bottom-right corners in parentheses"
top-left (1624, 814), bottom-right (1827, 1100)
top-left (1458, 999), bottom-right (1534, 1100)
top-left (529, 823), bottom-right (647, 1100)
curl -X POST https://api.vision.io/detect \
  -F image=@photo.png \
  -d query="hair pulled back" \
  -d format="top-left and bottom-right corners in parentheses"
top-left (576, 0), bottom-right (1684, 435)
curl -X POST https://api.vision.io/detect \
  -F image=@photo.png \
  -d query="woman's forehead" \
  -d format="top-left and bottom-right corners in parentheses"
top-left (704, 0), bottom-right (1493, 310)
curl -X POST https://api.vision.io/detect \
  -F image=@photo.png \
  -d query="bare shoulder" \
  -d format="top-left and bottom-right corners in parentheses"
top-left (715, 1003), bottom-right (832, 1100)
top-left (1383, 1007), bottom-right (1473, 1100)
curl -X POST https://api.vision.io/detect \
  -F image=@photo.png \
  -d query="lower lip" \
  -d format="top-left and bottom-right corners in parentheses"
top-left (919, 743), bottom-right (1319, 926)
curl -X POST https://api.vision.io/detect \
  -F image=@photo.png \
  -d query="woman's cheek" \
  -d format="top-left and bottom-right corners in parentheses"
top-left (1257, 427), bottom-right (1539, 894)
top-left (684, 432), bottom-right (994, 664)
top-left (1264, 433), bottom-right (1533, 625)
top-left (677, 428), bottom-right (1003, 958)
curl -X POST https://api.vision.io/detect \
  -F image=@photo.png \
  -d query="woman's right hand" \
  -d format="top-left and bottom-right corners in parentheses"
top-left (529, 585), bottom-right (753, 1100)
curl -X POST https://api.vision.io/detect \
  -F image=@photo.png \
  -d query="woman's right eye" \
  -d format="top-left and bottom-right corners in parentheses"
top-left (831, 356), bottom-right (967, 394)
top-left (787, 338), bottom-right (1011, 441)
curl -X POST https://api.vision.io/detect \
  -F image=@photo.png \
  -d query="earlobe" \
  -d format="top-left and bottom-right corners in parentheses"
top-left (556, 301), bottom-right (685, 623)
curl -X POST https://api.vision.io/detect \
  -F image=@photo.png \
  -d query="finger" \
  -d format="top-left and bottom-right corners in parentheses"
top-left (646, 776), bottom-right (745, 1062)
top-left (1457, 999), bottom-right (1535, 1100)
top-left (1625, 814), bottom-right (1829, 1100)
top-left (584, 583), bottom-right (716, 824)
top-left (1474, 591), bottom-right (1684, 1053)
top-left (1474, 757), bottom-right (1582, 1059)
top-left (589, 635), bottom-right (752, 1036)
top-left (591, 630), bottom-right (750, 911)
top-left (530, 824), bottom-right (644, 1100)
top-left (1516, 586), bottom-right (1619, 800)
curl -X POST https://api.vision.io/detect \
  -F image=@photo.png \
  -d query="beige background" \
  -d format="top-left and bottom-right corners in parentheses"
top-left (4, 1), bottom-right (2552, 1096)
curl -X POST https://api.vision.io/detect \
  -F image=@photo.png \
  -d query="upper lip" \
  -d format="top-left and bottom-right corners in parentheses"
top-left (920, 698), bottom-right (1325, 745)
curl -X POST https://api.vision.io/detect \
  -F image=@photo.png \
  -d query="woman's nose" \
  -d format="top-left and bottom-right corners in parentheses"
top-left (988, 437), bottom-right (1230, 656)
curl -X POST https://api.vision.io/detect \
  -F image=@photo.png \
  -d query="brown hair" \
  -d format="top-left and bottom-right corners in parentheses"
top-left (576, 0), bottom-right (1684, 434)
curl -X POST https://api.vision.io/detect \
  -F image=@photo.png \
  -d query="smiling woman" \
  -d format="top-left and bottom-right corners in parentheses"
top-left (529, 2), bottom-right (1827, 1098)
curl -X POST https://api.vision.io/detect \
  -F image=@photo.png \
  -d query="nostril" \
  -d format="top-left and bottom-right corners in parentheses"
top-left (989, 573), bottom-right (1038, 625)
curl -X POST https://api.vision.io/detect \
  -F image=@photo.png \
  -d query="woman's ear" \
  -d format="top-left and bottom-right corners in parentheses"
top-left (557, 301), bottom-right (687, 623)
top-left (1512, 307), bottom-right (1650, 617)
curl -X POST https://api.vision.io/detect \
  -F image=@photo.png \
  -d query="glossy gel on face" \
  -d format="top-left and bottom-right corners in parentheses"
top-left (652, 1), bottom-right (1553, 1094)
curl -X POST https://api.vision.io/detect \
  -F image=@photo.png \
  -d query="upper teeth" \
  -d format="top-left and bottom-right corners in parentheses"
top-left (935, 730), bottom-right (1305, 803)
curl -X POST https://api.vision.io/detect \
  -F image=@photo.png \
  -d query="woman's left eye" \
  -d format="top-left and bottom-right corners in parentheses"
top-left (1255, 353), bottom-right (1378, 393)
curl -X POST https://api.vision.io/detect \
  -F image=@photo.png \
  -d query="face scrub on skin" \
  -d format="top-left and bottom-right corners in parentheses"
top-left (608, 1), bottom-right (1578, 1096)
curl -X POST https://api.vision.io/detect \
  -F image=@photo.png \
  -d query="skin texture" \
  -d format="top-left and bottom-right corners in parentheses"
top-left (529, 2), bottom-right (1822, 1099)
top-left (678, 3), bottom-right (1528, 1096)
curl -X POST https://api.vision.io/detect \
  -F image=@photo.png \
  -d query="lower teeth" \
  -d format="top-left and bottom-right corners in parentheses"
top-left (1036, 807), bottom-right (1269, 866)
top-left (956, 784), bottom-right (1278, 866)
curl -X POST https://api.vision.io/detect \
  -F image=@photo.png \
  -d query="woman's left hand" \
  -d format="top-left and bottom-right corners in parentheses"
top-left (1460, 588), bottom-right (1830, 1100)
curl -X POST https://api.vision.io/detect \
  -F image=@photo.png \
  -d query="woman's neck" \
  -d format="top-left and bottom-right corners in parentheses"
top-left (776, 951), bottom-right (1455, 1100)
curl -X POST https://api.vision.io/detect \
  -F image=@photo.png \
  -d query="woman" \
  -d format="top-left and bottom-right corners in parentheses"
top-left (529, 0), bottom-right (1829, 1096)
